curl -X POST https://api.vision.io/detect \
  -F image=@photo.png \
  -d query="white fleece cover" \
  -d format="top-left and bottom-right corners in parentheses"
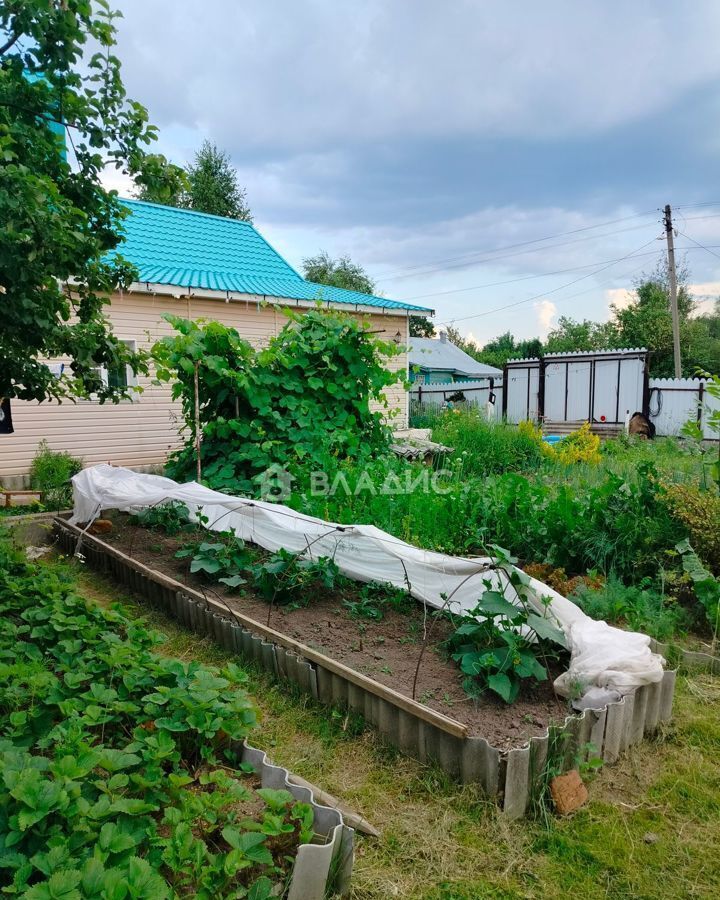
top-left (71, 465), bottom-right (665, 703)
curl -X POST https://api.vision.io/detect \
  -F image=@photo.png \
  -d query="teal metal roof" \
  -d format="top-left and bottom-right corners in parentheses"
top-left (114, 199), bottom-right (432, 313)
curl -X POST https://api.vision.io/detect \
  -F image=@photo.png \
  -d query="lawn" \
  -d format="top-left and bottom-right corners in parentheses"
top-left (67, 561), bottom-right (720, 899)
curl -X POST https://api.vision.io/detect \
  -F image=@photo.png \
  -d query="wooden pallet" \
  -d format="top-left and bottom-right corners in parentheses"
top-left (542, 420), bottom-right (624, 439)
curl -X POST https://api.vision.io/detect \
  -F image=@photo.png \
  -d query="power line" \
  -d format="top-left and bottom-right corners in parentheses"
top-left (396, 252), bottom-right (657, 302)
top-left (375, 210), bottom-right (659, 282)
top-left (676, 230), bottom-right (720, 263)
top-left (438, 258), bottom-right (649, 330)
top-left (384, 221), bottom-right (660, 285)
top-left (399, 248), bottom-right (666, 303)
top-left (676, 201), bottom-right (720, 210)
top-left (436, 236), bottom-right (662, 326)
top-left (404, 241), bottom-right (720, 308)
top-left (376, 204), bottom-right (720, 286)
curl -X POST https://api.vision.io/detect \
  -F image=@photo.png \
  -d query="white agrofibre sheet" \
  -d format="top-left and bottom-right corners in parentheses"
top-left (71, 465), bottom-right (665, 705)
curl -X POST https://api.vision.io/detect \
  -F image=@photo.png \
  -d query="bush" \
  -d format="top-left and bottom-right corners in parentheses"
top-left (29, 439), bottom-right (82, 508)
top-left (551, 422), bottom-right (601, 465)
top-left (153, 309), bottom-right (399, 493)
top-left (662, 482), bottom-right (720, 574)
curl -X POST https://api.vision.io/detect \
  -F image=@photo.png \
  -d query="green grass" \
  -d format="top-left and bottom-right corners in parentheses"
top-left (65, 558), bottom-right (720, 900)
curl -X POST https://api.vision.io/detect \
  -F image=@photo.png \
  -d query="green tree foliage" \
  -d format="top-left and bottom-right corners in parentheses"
top-left (184, 140), bottom-right (252, 221)
top-left (135, 141), bottom-right (252, 221)
top-left (302, 251), bottom-right (376, 294)
top-left (466, 330), bottom-right (542, 369)
top-left (0, 0), bottom-right (158, 403)
top-left (545, 316), bottom-right (616, 353)
top-left (611, 264), bottom-right (720, 376)
top-left (609, 261), bottom-right (697, 376)
top-left (133, 151), bottom-right (189, 205)
top-left (409, 316), bottom-right (435, 337)
top-left (152, 308), bottom-right (399, 493)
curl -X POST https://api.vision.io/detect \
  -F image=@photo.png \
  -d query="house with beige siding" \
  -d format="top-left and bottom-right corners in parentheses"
top-left (1, 200), bottom-right (432, 485)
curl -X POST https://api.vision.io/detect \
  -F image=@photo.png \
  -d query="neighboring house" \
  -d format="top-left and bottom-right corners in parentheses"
top-left (409, 333), bottom-right (502, 384)
top-left (2, 200), bottom-right (432, 483)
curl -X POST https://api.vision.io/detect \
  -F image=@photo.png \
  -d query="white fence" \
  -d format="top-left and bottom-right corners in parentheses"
top-left (648, 378), bottom-right (719, 439)
top-left (504, 362), bottom-right (540, 422)
top-left (410, 349), bottom-right (718, 440)
top-left (410, 379), bottom-right (502, 420)
top-left (504, 349), bottom-right (647, 427)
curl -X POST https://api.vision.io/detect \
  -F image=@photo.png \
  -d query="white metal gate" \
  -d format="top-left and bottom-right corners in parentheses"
top-left (504, 349), bottom-right (647, 425)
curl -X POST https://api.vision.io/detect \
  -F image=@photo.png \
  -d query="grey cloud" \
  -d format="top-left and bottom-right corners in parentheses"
top-left (117, 0), bottom-right (720, 153)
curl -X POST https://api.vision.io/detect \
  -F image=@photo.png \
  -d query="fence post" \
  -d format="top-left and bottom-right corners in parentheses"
top-left (501, 366), bottom-right (508, 419)
top-left (537, 357), bottom-right (546, 423)
top-left (698, 381), bottom-right (705, 429)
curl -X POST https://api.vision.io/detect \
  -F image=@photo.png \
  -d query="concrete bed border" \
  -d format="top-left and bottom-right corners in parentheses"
top-left (239, 742), bottom-right (353, 900)
top-left (649, 637), bottom-right (720, 676)
top-left (54, 517), bottom-right (677, 818)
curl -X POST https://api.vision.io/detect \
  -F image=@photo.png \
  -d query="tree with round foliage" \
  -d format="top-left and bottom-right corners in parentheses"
top-left (0, 0), bottom-right (175, 405)
top-left (409, 316), bottom-right (435, 337)
top-left (302, 251), bottom-right (376, 295)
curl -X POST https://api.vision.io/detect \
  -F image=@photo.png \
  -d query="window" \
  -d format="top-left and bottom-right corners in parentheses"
top-left (88, 340), bottom-right (138, 398)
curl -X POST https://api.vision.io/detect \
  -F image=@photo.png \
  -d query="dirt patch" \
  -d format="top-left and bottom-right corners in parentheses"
top-left (98, 514), bottom-right (573, 749)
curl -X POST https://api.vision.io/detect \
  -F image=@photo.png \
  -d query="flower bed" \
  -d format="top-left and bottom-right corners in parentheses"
top-left (53, 516), bottom-right (676, 818)
top-left (0, 532), bottom-right (352, 899)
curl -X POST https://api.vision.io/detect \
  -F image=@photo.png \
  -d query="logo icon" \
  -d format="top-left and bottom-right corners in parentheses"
top-left (255, 464), bottom-right (294, 501)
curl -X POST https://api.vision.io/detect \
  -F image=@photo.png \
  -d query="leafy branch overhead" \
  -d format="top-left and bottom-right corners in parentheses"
top-left (152, 307), bottom-right (401, 492)
top-left (0, 0), bottom-right (168, 403)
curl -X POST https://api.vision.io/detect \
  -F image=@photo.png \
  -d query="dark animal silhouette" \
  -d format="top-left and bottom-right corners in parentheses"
top-left (628, 411), bottom-right (656, 439)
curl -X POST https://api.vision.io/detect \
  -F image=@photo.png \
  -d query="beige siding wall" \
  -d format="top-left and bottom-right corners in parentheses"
top-left (1, 292), bottom-right (409, 480)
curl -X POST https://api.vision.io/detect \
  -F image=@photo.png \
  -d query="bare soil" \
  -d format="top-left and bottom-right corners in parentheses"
top-left (100, 514), bottom-right (573, 749)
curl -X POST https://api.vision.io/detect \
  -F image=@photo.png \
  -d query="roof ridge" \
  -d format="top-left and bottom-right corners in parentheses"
top-left (120, 196), bottom-right (256, 228)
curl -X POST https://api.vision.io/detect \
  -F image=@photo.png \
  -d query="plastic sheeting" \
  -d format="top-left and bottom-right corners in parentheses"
top-left (71, 465), bottom-right (665, 703)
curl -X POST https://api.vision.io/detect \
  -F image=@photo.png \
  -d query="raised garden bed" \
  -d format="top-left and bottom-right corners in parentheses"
top-left (98, 512), bottom-right (568, 749)
top-left (0, 531), bottom-right (353, 900)
top-left (54, 515), bottom-right (677, 818)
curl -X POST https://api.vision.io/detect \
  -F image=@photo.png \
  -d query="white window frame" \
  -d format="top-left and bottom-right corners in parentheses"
top-left (87, 339), bottom-right (139, 400)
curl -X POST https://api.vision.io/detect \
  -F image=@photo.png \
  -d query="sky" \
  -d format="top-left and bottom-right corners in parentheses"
top-left (104, 0), bottom-right (720, 346)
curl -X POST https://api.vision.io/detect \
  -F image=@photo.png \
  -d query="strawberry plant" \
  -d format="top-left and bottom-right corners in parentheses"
top-left (0, 531), bottom-right (317, 897)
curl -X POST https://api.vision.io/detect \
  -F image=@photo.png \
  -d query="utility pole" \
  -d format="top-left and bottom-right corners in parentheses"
top-left (663, 204), bottom-right (682, 378)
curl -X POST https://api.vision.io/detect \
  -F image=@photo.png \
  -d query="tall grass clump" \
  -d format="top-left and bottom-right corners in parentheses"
top-left (29, 439), bottom-right (83, 508)
top-left (572, 576), bottom-right (690, 641)
top-left (430, 410), bottom-right (544, 476)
